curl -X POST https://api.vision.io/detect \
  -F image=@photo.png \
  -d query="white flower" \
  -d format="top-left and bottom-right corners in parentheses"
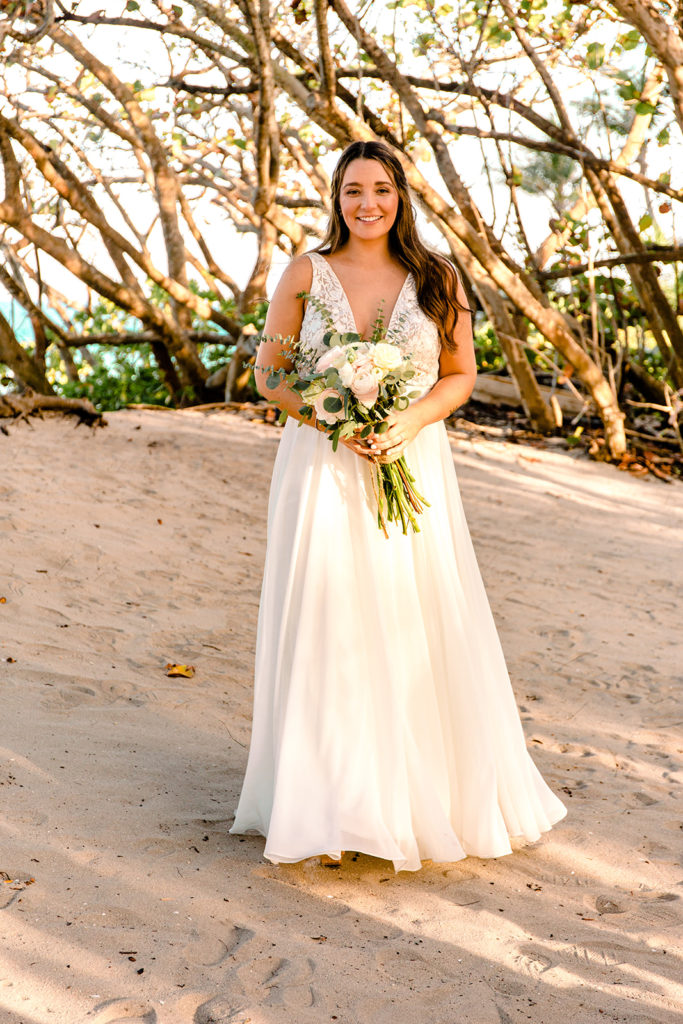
top-left (315, 346), bottom-right (347, 372)
top-left (339, 363), bottom-right (355, 387)
top-left (372, 342), bottom-right (403, 372)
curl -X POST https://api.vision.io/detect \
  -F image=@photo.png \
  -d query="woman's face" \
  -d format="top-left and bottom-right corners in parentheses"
top-left (338, 158), bottom-right (399, 240)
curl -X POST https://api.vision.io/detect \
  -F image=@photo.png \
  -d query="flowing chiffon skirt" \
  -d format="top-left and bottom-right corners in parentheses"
top-left (229, 415), bottom-right (567, 871)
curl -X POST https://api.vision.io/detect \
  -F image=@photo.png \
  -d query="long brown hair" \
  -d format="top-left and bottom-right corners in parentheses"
top-left (314, 139), bottom-right (470, 351)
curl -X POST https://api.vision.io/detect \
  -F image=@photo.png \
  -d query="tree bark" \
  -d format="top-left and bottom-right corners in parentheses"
top-left (0, 311), bottom-right (54, 394)
top-left (0, 388), bottom-right (102, 424)
top-left (608, 0), bottom-right (683, 136)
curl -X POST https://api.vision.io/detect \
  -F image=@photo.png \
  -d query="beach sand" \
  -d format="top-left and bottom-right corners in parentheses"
top-left (1, 407), bottom-right (681, 1024)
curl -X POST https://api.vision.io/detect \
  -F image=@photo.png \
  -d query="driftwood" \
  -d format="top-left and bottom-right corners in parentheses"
top-left (471, 373), bottom-right (589, 416)
top-left (0, 389), bottom-right (104, 426)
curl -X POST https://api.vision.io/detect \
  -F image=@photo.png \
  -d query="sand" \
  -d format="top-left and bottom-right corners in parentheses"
top-left (0, 406), bottom-right (681, 1024)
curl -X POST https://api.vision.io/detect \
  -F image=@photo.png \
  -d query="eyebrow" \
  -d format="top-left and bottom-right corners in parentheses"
top-left (342, 180), bottom-right (394, 187)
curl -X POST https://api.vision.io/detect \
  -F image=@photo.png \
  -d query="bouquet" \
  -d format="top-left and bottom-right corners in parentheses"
top-left (263, 294), bottom-right (429, 537)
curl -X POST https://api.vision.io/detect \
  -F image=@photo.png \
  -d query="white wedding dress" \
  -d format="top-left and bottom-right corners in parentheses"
top-left (229, 252), bottom-right (567, 871)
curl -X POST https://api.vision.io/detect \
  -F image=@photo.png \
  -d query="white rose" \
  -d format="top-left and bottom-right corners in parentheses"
top-left (315, 346), bottom-right (347, 372)
top-left (372, 342), bottom-right (403, 372)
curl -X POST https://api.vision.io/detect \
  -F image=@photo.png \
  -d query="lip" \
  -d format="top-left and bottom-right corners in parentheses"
top-left (356, 215), bottom-right (382, 222)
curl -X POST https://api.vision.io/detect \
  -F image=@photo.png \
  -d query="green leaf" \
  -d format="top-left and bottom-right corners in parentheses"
top-left (510, 164), bottom-right (523, 187)
top-left (277, 409), bottom-right (288, 425)
top-left (376, 421), bottom-right (389, 434)
top-left (266, 372), bottom-right (281, 390)
top-left (126, 0), bottom-right (140, 9)
top-left (323, 395), bottom-right (343, 413)
top-left (360, 424), bottom-right (373, 438)
top-left (586, 42), bottom-right (605, 69)
top-left (638, 213), bottom-right (653, 231)
top-left (635, 101), bottom-right (656, 116)
top-left (619, 29), bottom-right (641, 51)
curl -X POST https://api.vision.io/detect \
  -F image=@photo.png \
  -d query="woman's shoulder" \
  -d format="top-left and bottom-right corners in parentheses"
top-left (277, 252), bottom-right (317, 292)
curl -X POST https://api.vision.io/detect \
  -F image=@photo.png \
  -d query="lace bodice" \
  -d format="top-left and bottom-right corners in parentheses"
top-left (297, 253), bottom-right (441, 391)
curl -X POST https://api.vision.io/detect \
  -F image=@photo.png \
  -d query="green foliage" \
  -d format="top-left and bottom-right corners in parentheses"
top-left (56, 345), bottom-right (173, 411)
top-left (473, 324), bottom-right (506, 373)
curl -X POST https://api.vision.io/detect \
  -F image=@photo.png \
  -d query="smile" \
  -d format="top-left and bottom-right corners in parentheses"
top-left (357, 216), bottom-right (382, 222)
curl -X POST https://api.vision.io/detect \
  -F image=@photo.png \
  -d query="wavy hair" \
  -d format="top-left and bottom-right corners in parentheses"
top-left (314, 139), bottom-right (470, 351)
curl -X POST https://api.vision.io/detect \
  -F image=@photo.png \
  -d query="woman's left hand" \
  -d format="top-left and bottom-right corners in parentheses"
top-left (365, 406), bottom-right (425, 464)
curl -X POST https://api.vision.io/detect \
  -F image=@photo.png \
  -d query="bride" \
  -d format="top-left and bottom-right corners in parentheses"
top-left (228, 139), bottom-right (567, 872)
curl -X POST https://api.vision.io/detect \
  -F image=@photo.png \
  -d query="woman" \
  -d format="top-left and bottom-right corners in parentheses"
top-left (229, 140), bottom-right (567, 872)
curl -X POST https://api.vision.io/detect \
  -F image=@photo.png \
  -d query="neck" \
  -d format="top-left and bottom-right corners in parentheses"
top-left (339, 235), bottom-right (392, 265)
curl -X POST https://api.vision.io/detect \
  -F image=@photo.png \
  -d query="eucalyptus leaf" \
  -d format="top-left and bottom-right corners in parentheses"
top-left (323, 395), bottom-right (343, 413)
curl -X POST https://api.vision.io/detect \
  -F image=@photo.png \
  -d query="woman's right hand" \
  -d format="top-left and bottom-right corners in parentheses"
top-left (338, 426), bottom-right (378, 461)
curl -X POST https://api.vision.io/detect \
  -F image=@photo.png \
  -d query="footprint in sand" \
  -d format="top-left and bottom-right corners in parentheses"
top-left (594, 894), bottom-right (628, 915)
top-left (184, 922), bottom-right (254, 966)
top-left (193, 996), bottom-right (242, 1024)
top-left (135, 838), bottom-right (179, 858)
top-left (512, 947), bottom-right (554, 976)
top-left (194, 957), bottom-right (316, 1021)
top-left (189, 922), bottom-right (317, 1018)
top-left (182, 935), bottom-right (230, 968)
top-left (237, 956), bottom-right (316, 1009)
top-left (88, 998), bottom-right (156, 1023)
top-left (41, 678), bottom-right (147, 712)
top-left (564, 942), bottom-right (631, 968)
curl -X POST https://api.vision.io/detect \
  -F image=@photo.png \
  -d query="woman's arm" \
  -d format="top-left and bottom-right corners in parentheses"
top-left (370, 275), bottom-right (477, 461)
top-left (253, 256), bottom-right (314, 424)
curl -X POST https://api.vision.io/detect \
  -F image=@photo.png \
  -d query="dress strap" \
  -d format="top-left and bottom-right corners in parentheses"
top-left (306, 251), bottom-right (327, 297)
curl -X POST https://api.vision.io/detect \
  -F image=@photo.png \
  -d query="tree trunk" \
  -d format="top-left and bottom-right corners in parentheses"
top-left (0, 311), bottom-right (54, 394)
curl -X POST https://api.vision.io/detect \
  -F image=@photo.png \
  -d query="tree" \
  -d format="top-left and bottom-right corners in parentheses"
top-left (1, 0), bottom-right (682, 457)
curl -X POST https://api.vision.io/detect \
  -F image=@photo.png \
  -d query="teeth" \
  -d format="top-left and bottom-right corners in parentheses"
top-left (358, 216), bottom-right (381, 222)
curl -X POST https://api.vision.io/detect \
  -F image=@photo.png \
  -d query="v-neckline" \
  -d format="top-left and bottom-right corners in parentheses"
top-left (317, 255), bottom-right (411, 339)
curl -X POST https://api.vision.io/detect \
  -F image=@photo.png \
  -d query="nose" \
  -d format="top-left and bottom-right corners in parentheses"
top-left (359, 192), bottom-right (378, 210)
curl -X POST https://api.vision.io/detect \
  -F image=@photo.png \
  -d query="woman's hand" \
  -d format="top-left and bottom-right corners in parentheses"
top-left (366, 406), bottom-right (425, 464)
top-left (339, 425), bottom-right (374, 461)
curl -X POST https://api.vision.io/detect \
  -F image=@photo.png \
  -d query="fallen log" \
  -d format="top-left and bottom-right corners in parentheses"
top-left (0, 389), bottom-right (105, 426)
top-left (472, 373), bottom-right (589, 416)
